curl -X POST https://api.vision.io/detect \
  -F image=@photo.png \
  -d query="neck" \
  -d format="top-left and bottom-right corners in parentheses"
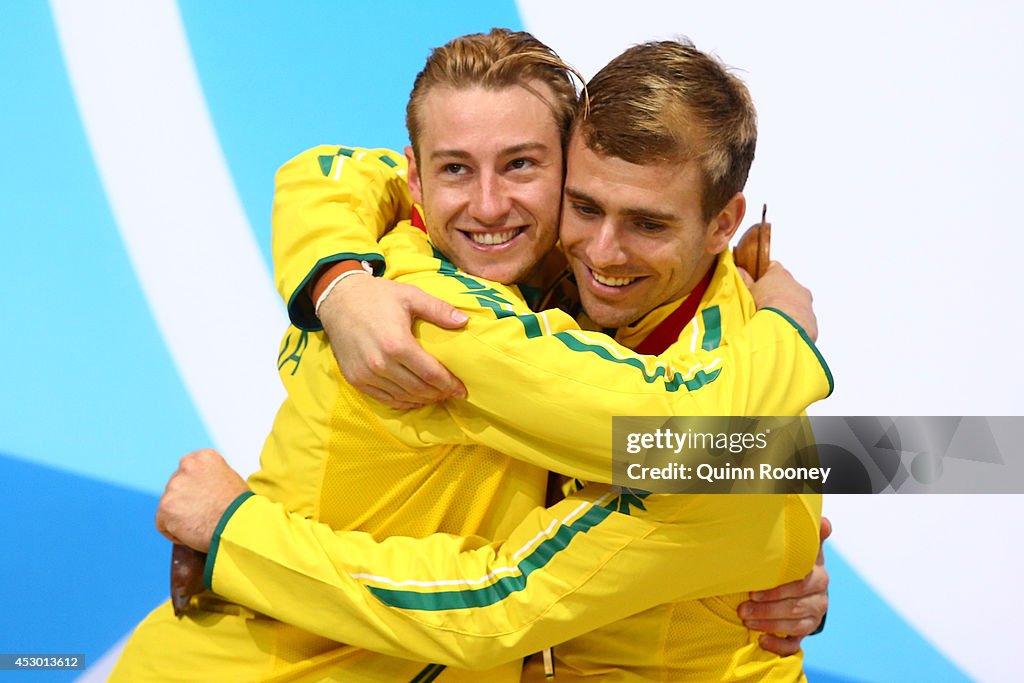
top-left (521, 248), bottom-right (568, 289)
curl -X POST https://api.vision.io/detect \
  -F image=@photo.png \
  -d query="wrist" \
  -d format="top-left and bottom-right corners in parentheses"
top-left (204, 491), bottom-right (256, 590)
top-left (313, 260), bottom-right (374, 318)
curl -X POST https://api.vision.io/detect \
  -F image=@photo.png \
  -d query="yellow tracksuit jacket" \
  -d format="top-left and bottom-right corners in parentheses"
top-left (111, 147), bottom-right (831, 682)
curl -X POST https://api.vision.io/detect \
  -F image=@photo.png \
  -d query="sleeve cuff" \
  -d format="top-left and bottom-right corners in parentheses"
top-left (204, 490), bottom-right (256, 591)
top-left (761, 307), bottom-right (834, 397)
top-left (287, 252), bottom-right (386, 331)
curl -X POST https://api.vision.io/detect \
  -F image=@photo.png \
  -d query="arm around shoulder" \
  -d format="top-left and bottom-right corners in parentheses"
top-left (272, 145), bottom-right (411, 329)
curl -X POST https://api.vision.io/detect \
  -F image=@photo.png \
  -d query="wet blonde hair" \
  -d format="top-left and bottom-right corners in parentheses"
top-left (406, 28), bottom-right (581, 160)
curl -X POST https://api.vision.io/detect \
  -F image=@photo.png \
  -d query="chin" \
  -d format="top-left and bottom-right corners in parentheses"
top-left (581, 298), bottom-right (637, 329)
top-left (473, 262), bottom-right (526, 285)
top-left (591, 313), bottom-right (636, 329)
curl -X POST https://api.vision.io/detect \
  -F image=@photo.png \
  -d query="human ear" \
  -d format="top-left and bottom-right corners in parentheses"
top-left (405, 145), bottom-right (423, 205)
top-left (705, 192), bottom-right (746, 254)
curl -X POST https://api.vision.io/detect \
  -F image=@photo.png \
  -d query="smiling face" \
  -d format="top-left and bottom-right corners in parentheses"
top-left (560, 134), bottom-right (745, 328)
top-left (406, 82), bottom-right (564, 284)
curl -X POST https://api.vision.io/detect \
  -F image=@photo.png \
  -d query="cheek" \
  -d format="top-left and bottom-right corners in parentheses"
top-left (432, 188), bottom-right (469, 220)
top-left (557, 215), bottom-right (585, 252)
top-left (522, 182), bottom-right (561, 218)
top-left (653, 240), bottom-right (697, 284)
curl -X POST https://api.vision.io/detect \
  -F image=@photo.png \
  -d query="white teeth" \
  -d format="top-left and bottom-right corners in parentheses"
top-left (468, 229), bottom-right (518, 246)
top-left (592, 271), bottom-right (638, 287)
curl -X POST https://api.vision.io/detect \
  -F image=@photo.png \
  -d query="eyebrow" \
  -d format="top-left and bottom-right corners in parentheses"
top-left (430, 142), bottom-right (551, 160)
top-left (564, 187), bottom-right (679, 222)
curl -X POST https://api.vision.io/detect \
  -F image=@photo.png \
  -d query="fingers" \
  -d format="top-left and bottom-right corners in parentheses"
top-left (749, 573), bottom-right (811, 602)
top-left (389, 346), bottom-right (467, 401)
top-left (345, 360), bottom-right (455, 407)
top-left (155, 509), bottom-right (180, 544)
top-left (816, 516), bottom-right (832, 567)
top-left (351, 365), bottom-right (428, 409)
top-left (362, 350), bottom-right (464, 403)
top-left (750, 260), bottom-right (819, 342)
top-left (178, 447), bottom-right (224, 469)
top-left (741, 592), bottom-right (825, 622)
top-left (746, 615), bottom-right (822, 637)
top-left (156, 448), bottom-right (247, 552)
top-left (820, 516), bottom-right (833, 543)
top-left (763, 261), bottom-right (794, 280)
top-left (319, 278), bottom-right (467, 407)
top-left (742, 590), bottom-right (826, 639)
top-left (401, 288), bottom-right (469, 399)
top-left (741, 571), bottom-right (828, 641)
top-left (748, 569), bottom-right (825, 602)
top-left (758, 634), bottom-right (804, 657)
top-left (406, 287), bottom-right (469, 330)
top-left (344, 350), bottom-right (462, 407)
top-left (737, 267), bottom-right (754, 289)
top-left (358, 385), bottom-right (424, 410)
top-left (156, 481), bottom-right (186, 546)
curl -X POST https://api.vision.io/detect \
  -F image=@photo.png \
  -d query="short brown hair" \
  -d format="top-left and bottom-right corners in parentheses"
top-left (576, 39), bottom-right (757, 221)
top-left (406, 28), bottom-right (581, 159)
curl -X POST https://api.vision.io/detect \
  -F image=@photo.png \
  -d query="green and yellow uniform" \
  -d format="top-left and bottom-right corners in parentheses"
top-left (111, 147), bottom-right (832, 682)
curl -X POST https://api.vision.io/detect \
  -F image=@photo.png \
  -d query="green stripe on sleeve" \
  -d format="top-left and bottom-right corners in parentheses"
top-left (762, 307), bottom-right (835, 397)
top-left (516, 313), bottom-right (543, 339)
top-left (552, 332), bottom-right (721, 392)
top-left (367, 503), bottom-right (613, 611)
top-left (204, 491), bottom-right (256, 591)
top-left (477, 298), bottom-right (516, 319)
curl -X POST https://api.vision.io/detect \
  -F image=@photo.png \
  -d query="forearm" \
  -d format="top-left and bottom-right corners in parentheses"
top-left (380, 306), bottom-right (832, 483)
top-left (208, 489), bottom-right (819, 669)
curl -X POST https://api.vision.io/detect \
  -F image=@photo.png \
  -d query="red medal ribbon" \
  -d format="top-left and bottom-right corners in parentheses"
top-left (633, 265), bottom-right (716, 355)
top-left (411, 205), bottom-right (427, 232)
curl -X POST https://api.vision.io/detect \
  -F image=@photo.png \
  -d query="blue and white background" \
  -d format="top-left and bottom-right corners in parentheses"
top-left (2, 1), bottom-right (1021, 680)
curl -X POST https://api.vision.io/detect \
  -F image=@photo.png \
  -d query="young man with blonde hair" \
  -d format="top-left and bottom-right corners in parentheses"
top-left (121, 30), bottom-right (831, 681)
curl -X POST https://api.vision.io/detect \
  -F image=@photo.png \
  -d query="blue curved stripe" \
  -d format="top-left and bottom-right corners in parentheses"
top-left (0, 2), bottom-right (211, 495)
top-left (176, 0), bottom-right (525, 269)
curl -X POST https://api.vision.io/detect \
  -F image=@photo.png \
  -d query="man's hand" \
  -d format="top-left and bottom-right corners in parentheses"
top-left (740, 261), bottom-right (818, 342)
top-left (317, 275), bottom-right (468, 409)
top-left (738, 516), bottom-right (832, 656)
top-left (156, 449), bottom-right (249, 553)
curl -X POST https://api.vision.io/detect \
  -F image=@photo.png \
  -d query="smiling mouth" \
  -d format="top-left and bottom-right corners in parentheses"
top-left (590, 268), bottom-right (640, 288)
top-left (464, 228), bottom-right (523, 246)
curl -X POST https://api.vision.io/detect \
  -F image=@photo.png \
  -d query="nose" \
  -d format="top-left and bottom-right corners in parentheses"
top-left (469, 171), bottom-right (513, 226)
top-left (585, 220), bottom-right (628, 269)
